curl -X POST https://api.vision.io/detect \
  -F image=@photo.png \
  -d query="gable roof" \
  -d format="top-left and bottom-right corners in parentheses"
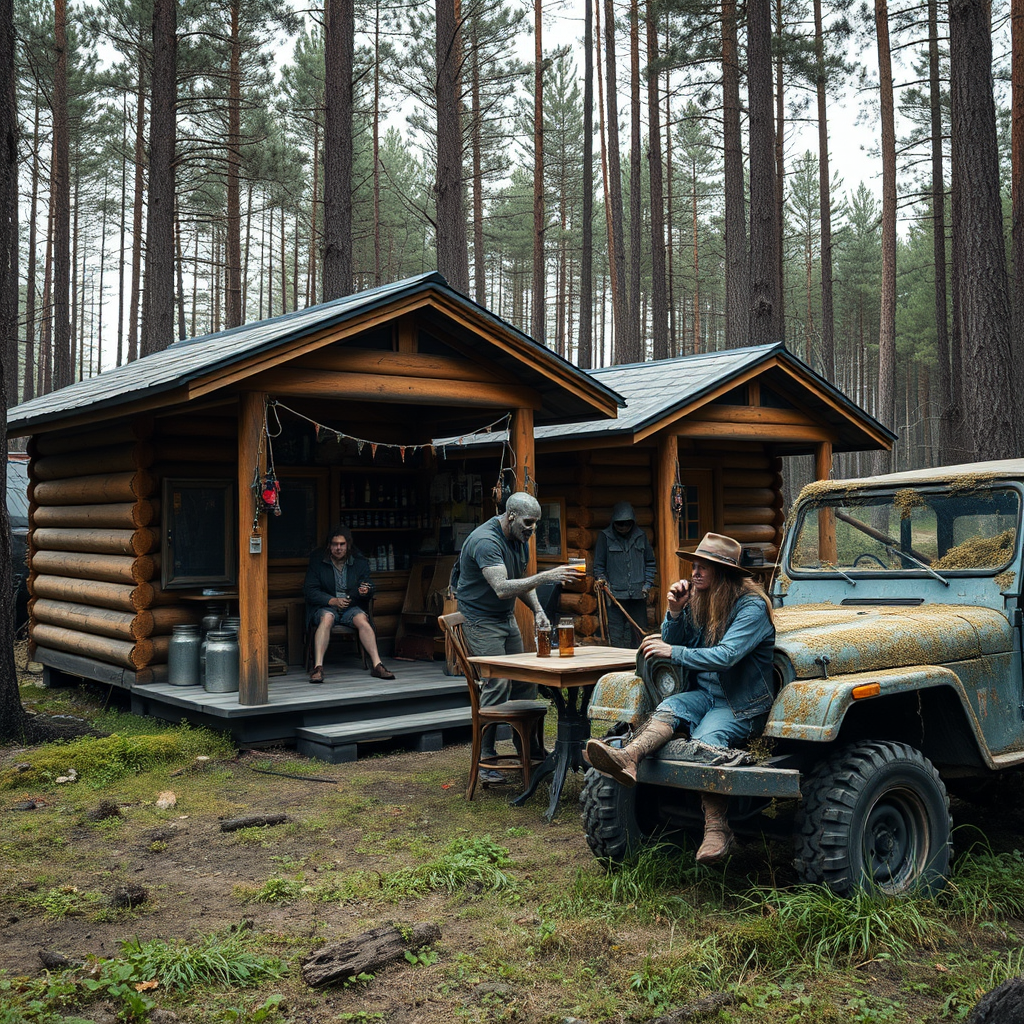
top-left (441, 344), bottom-right (895, 454)
top-left (9, 273), bottom-right (624, 435)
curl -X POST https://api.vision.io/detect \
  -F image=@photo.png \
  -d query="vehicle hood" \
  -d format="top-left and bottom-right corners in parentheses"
top-left (774, 603), bottom-right (1012, 678)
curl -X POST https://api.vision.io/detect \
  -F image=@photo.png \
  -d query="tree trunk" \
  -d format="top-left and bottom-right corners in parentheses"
top-left (578, 0), bottom-right (594, 368)
top-left (23, 99), bottom-right (39, 402)
top-left (929, 0), bottom-right (953, 458)
top-left (301, 923), bottom-right (442, 989)
top-left (647, 6), bottom-right (668, 360)
top-left (0, 0), bottom-right (26, 741)
top-left (532, 0), bottom-right (546, 343)
top-left (813, 0), bottom-right (835, 380)
top-left (323, 0), bottom-right (354, 300)
top-left (373, 3), bottom-right (382, 288)
top-left (625, 0), bottom-right (642, 362)
top-left (435, 0), bottom-right (469, 293)
top-left (721, 0), bottom-right (747, 347)
top-left (127, 66), bottom-right (146, 363)
top-left (603, 0), bottom-right (629, 360)
top-left (873, 0), bottom-right (897, 474)
top-left (142, 0), bottom-right (177, 353)
top-left (52, 0), bottom-right (72, 389)
top-left (950, 0), bottom-right (1017, 459)
top-left (747, 0), bottom-right (779, 346)
top-left (1011, 0), bottom-right (1023, 431)
top-left (774, 0), bottom-right (786, 341)
top-left (222, 0), bottom-right (242, 328)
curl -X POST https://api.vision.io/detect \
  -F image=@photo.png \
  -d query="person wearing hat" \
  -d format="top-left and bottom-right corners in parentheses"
top-left (593, 500), bottom-right (657, 647)
top-left (585, 532), bottom-right (775, 863)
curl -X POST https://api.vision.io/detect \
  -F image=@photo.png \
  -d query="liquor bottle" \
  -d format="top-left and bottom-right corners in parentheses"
top-left (364, 479), bottom-right (371, 505)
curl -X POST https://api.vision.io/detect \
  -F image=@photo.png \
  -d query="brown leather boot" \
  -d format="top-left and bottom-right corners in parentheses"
top-left (696, 792), bottom-right (736, 863)
top-left (585, 719), bottom-right (675, 788)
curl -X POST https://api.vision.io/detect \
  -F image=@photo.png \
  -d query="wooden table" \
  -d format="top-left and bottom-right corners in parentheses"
top-left (469, 645), bottom-right (637, 819)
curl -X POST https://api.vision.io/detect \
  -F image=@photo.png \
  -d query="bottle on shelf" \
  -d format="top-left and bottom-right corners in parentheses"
top-left (387, 543), bottom-right (395, 571)
top-left (364, 479), bottom-right (371, 504)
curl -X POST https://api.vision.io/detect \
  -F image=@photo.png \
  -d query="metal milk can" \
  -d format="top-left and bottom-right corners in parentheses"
top-left (203, 629), bottom-right (240, 693)
top-left (168, 624), bottom-right (201, 686)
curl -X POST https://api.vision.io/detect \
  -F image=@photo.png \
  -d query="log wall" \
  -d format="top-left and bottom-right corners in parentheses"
top-left (26, 417), bottom-right (189, 678)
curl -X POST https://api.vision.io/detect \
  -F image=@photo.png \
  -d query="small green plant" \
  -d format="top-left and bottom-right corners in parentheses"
top-left (403, 946), bottom-right (439, 967)
top-left (28, 886), bottom-right (103, 920)
top-left (213, 993), bottom-right (284, 1022)
top-left (235, 877), bottom-right (307, 904)
top-left (944, 843), bottom-right (1024, 923)
top-left (846, 988), bottom-right (901, 1023)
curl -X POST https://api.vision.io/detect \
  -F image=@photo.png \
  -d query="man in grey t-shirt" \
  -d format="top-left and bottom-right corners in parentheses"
top-left (456, 492), bottom-right (574, 782)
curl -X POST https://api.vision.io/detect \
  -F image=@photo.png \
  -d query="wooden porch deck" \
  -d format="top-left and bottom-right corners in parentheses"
top-left (126, 660), bottom-right (473, 757)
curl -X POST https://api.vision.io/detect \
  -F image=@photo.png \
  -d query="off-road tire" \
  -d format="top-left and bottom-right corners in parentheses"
top-left (794, 740), bottom-right (951, 896)
top-left (580, 768), bottom-right (654, 863)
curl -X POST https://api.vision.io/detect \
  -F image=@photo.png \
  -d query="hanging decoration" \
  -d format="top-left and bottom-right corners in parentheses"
top-left (671, 460), bottom-right (685, 521)
top-left (268, 400), bottom-right (513, 464)
top-left (252, 397), bottom-right (284, 521)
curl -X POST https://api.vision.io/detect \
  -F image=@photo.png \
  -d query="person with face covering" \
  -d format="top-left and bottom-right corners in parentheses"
top-left (455, 492), bottom-right (576, 784)
top-left (585, 533), bottom-right (775, 863)
top-left (593, 500), bottom-right (657, 647)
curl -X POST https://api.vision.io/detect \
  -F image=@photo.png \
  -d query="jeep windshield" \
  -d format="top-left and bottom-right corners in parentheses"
top-left (788, 485), bottom-right (1020, 575)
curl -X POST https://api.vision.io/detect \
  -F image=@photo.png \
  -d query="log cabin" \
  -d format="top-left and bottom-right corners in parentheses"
top-left (445, 343), bottom-right (895, 638)
top-left (7, 274), bottom-right (622, 748)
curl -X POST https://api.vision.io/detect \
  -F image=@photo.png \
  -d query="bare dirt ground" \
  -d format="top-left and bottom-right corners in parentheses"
top-left (4, 669), bottom-right (1024, 1024)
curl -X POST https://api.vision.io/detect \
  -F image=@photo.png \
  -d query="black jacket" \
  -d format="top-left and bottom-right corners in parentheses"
top-left (303, 549), bottom-right (374, 629)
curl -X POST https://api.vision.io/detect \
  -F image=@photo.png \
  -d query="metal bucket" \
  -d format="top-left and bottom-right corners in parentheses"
top-left (203, 629), bottom-right (239, 693)
top-left (168, 624), bottom-right (201, 686)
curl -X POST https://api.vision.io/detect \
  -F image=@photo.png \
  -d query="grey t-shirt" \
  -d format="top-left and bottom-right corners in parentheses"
top-left (456, 517), bottom-right (528, 621)
top-left (331, 561), bottom-right (350, 597)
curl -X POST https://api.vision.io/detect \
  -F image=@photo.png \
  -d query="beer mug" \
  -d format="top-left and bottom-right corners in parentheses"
top-left (557, 616), bottom-right (575, 657)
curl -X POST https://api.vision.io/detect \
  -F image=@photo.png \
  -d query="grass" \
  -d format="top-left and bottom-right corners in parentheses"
top-left (6, 676), bottom-right (1024, 1024)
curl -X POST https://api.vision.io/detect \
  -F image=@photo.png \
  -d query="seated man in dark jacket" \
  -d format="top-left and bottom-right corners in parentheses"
top-left (303, 525), bottom-right (395, 683)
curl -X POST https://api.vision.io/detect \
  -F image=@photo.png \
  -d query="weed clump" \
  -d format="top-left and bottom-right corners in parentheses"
top-left (0, 724), bottom-right (235, 790)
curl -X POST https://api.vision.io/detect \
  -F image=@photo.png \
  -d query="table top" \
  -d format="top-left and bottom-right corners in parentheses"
top-left (468, 645), bottom-right (637, 688)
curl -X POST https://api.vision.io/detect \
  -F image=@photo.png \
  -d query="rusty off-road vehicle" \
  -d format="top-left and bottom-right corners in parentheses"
top-left (581, 460), bottom-right (1024, 895)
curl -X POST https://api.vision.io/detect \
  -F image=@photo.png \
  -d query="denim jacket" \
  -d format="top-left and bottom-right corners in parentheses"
top-left (593, 511), bottom-right (656, 600)
top-left (662, 594), bottom-right (776, 720)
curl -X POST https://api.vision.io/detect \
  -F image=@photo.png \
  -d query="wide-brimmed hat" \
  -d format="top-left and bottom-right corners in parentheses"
top-left (677, 532), bottom-right (752, 576)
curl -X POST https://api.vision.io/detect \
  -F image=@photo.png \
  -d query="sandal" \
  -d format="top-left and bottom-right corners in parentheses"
top-left (309, 665), bottom-right (325, 684)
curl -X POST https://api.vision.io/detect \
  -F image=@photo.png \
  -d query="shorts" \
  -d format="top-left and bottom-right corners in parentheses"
top-left (310, 604), bottom-right (364, 629)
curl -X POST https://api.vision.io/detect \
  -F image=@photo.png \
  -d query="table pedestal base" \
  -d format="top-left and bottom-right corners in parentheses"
top-left (512, 684), bottom-right (594, 820)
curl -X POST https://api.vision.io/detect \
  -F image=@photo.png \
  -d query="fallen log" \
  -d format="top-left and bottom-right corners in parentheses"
top-left (300, 921), bottom-right (442, 989)
top-left (219, 813), bottom-right (291, 832)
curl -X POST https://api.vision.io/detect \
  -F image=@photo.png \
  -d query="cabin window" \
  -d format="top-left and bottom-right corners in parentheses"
top-left (268, 468), bottom-right (329, 565)
top-left (677, 485), bottom-right (702, 544)
top-left (161, 478), bottom-right (237, 589)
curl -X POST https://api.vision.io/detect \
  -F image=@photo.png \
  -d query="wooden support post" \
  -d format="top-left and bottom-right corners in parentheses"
top-left (815, 441), bottom-right (837, 564)
top-left (238, 393), bottom-right (269, 704)
top-left (656, 433), bottom-right (679, 596)
top-left (510, 408), bottom-right (538, 650)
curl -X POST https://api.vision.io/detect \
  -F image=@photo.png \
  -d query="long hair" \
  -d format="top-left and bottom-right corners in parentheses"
top-left (689, 565), bottom-right (773, 645)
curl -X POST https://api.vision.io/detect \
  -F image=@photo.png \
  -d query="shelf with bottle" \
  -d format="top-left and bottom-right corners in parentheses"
top-left (344, 509), bottom-right (431, 529)
top-left (339, 475), bottom-right (423, 513)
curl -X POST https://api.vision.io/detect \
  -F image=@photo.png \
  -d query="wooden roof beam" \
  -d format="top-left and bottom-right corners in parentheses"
top-left (674, 420), bottom-right (838, 442)
top-left (241, 368), bottom-right (542, 410)
top-left (290, 347), bottom-right (506, 384)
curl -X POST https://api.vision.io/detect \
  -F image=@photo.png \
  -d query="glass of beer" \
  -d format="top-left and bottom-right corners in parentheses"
top-left (557, 616), bottom-right (575, 657)
top-left (568, 557), bottom-right (587, 576)
top-left (536, 626), bottom-right (552, 658)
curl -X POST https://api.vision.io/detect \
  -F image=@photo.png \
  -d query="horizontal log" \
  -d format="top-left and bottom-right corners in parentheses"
top-left (30, 622), bottom-right (152, 670)
top-left (249, 367), bottom-right (542, 410)
top-left (675, 420), bottom-right (836, 443)
top-left (151, 636), bottom-right (170, 663)
top-left (721, 470), bottom-right (782, 490)
top-left (32, 442), bottom-right (155, 482)
top-left (373, 590), bottom-right (405, 616)
top-left (152, 441), bottom-right (237, 464)
top-left (33, 599), bottom-right (153, 641)
top-left (31, 550), bottom-right (155, 585)
top-left (373, 613), bottom-right (399, 637)
top-left (34, 527), bottom-right (158, 557)
top-left (32, 471), bottom-right (156, 506)
top-left (154, 416), bottom-right (237, 438)
top-left (691, 404), bottom-right (818, 427)
top-left (32, 419), bottom-right (153, 457)
top-left (574, 614), bottom-right (599, 637)
top-left (33, 646), bottom-right (132, 687)
top-left (32, 501), bottom-right (156, 530)
top-left (587, 448), bottom-right (653, 466)
top-left (720, 524), bottom-right (778, 544)
top-left (268, 624), bottom-right (287, 646)
top-left (30, 574), bottom-right (154, 612)
top-left (723, 488), bottom-right (780, 507)
top-left (559, 592), bottom-right (597, 615)
top-left (269, 571), bottom-right (306, 597)
top-left (722, 506), bottom-right (783, 526)
top-left (294, 347), bottom-right (506, 384)
top-left (150, 606), bottom-right (203, 633)
top-left (575, 487), bottom-right (652, 509)
top-left (566, 505), bottom-right (655, 529)
top-left (566, 527), bottom-right (596, 550)
top-left (585, 465), bottom-right (652, 488)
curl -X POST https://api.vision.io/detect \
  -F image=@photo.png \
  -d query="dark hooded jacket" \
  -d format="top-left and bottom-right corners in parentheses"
top-left (593, 500), bottom-right (656, 600)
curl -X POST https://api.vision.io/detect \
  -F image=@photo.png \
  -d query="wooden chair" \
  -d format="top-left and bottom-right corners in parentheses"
top-left (438, 611), bottom-right (548, 799)
top-left (305, 597), bottom-right (376, 673)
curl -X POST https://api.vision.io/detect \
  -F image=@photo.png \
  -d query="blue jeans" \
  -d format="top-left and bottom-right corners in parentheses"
top-left (462, 615), bottom-right (537, 756)
top-left (655, 687), bottom-right (766, 748)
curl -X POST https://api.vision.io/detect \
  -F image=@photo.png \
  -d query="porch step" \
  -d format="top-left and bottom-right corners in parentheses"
top-left (295, 707), bottom-right (473, 764)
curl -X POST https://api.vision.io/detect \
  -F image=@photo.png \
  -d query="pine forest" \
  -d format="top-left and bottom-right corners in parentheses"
top-left (4, 0), bottom-right (1023, 474)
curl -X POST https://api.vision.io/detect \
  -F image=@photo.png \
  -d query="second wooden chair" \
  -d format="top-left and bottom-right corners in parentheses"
top-left (438, 611), bottom-right (548, 799)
